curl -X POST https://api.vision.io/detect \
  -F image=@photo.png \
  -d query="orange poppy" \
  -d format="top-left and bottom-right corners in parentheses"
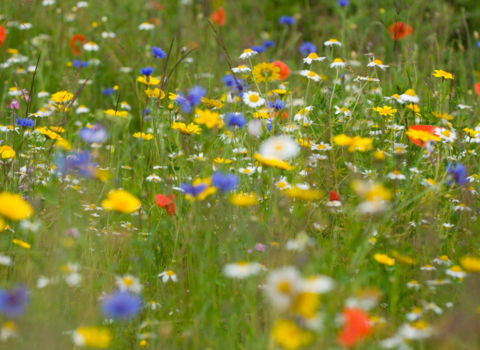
top-left (70, 34), bottom-right (87, 55)
top-left (338, 308), bottom-right (372, 348)
top-left (156, 194), bottom-right (176, 217)
top-left (0, 26), bottom-right (6, 47)
top-left (211, 7), bottom-right (226, 27)
top-left (388, 22), bottom-right (413, 40)
top-left (407, 125), bottom-right (440, 147)
top-left (271, 60), bottom-right (291, 80)
top-left (475, 83), bottom-right (480, 98)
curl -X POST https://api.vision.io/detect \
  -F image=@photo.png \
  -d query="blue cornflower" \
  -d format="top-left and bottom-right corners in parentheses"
top-left (269, 99), bottom-right (285, 111)
top-left (59, 151), bottom-right (97, 178)
top-left (180, 182), bottom-right (207, 197)
top-left (152, 46), bottom-right (166, 59)
top-left (101, 290), bottom-right (142, 319)
top-left (263, 40), bottom-right (275, 48)
top-left (477, 41), bottom-right (480, 49)
top-left (222, 75), bottom-right (237, 88)
top-left (338, 0), bottom-right (349, 7)
top-left (232, 79), bottom-right (249, 98)
top-left (447, 163), bottom-right (468, 186)
top-left (299, 42), bottom-right (317, 56)
top-left (140, 67), bottom-right (154, 76)
top-left (279, 16), bottom-right (295, 25)
top-left (0, 285), bottom-right (29, 317)
top-left (211, 172), bottom-right (238, 192)
top-left (72, 60), bottom-right (88, 68)
top-left (102, 87), bottom-right (115, 96)
top-left (175, 86), bottom-right (206, 113)
top-left (226, 113), bottom-right (246, 128)
top-left (79, 124), bottom-right (108, 144)
top-left (16, 117), bottom-right (34, 128)
top-left (266, 118), bottom-right (277, 133)
top-left (251, 45), bottom-right (266, 53)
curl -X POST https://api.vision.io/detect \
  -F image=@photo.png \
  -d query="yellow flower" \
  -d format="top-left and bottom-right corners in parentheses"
top-left (0, 146), bottom-right (16, 159)
top-left (254, 154), bottom-right (294, 170)
top-left (373, 106), bottom-right (397, 117)
top-left (12, 239), bottom-right (31, 249)
top-left (284, 187), bottom-right (323, 201)
top-left (391, 251), bottom-right (415, 265)
top-left (374, 253), bottom-right (395, 266)
top-left (271, 89), bottom-right (287, 95)
top-left (406, 129), bottom-right (441, 142)
top-left (104, 109), bottom-right (129, 118)
top-left (272, 319), bottom-right (313, 350)
top-left (171, 122), bottom-right (201, 135)
top-left (201, 97), bottom-right (224, 109)
top-left (229, 193), bottom-right (258, 207)
top-left (460, 256), bottom-right (480, 272)
top-left (74, 327), bottom-right (112, 349)
top-left (293, 292), bottom-right (321, 318)
top-left (432, 70), bottom-right (454, 79)
top-left (36, 127), bottom-right (63, 140)
top-left (374, 150), bottom-right (385, 160)
top-left (463, 128), bottom-right (479, 137)
top-left (253, 110), bottom-right (270, 119)
top-left (432, 111), bottom-right (454, 121)
top-left (333, 134), bottom-right (373, 152)
top-left (50, 126), bottom-right (65, 133)
top-left (145, 88), bottom-right (165, 99)
top-left (194, 109), bottom-right (222, 129)
top-left (406, 103), bottom-right (421, 114)
top-left (101, 189), bottom-right (141, 214)
top-left (0, 192), bottom-right (34, 220)
top-left (0, 218), bottom-right (4, 231)
top-left (137, 76), bottom-right (160, 85)
top-left (55, 139), bottom-right (73, 151)
top-left (252, 62), bottom-right (280, 83)
top-left (133, 132), bottom-right (153, 140)
top-left (51, 91), bottom-right (73, 103)
top-left (213, 158), bottom-right (232, 164)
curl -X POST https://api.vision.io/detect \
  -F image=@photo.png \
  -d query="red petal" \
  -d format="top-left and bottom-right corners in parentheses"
top-left (156, 194), bottom-right (173, 207)
top-left (407, 125), bottom-right (439, 147)
top-left (475, 83), bottom-right (480, 98)
top-left (329, 190), bottom-right (340, 201)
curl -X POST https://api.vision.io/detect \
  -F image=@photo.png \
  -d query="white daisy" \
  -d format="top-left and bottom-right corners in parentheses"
top-left (300, 70), bottom-right (321, 82)
top-left (243, 91), bottom-right (265, 108)
top-left (239, 49), bottom-right (258, 59)
top-left (303, 52), bottom-right (326, 64)
top-left (330, 58), bottom-right (347, 69)
top-left (324, 39), bottom-right (342, 47)
top-left (367, 59), bottom-right (389, 70)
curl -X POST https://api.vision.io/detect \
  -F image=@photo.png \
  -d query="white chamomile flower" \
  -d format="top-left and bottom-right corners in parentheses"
top-left (158, 270), bottom-right (178, 283)
top-left (367, 59), bottom-right (389, 70)
top-left (300, 70), bottom-right (321, 82)
top-left (324, 39), bottom-right (342, 47)
top-left (303, 52), bottom-right (326, 64)
top-left (232, 65), bottom-right (251, 73)
top-left (399, 89), bottom-right (420, 103)
top-left (115, 274), bottom-right (143, 294)
top-left (223, 262), bottom-right (261, 279)
top-left (330, 58), bottom-right (347, 69)
top-left (243, 91), bottom-right (265, 108)
top-left (239, 49), bottom-right (258, 59)
top-left (83, 41), bottom-right (99, 51)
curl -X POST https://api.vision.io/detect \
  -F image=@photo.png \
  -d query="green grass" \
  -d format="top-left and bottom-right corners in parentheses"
top-left (0, 0), bottom-right (480, 349)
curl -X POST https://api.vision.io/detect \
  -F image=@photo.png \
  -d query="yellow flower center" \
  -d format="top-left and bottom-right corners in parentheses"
top-left (238, 65), bottom-right (246, 69)
top-left (329, 39), bottom-right (338, 42)
top-left (307, 53), bottom-right (318, 59)
top-left (442, 130), bottom-right (450, 137)
top-left (404, 89), bottom-right (416, 96)
top-left (278, 182), bottom-right (286, 188)
top-left (244, 49), bottom-right (252, 53)
top-left (166, 270), bottom-right (175, 276)
top-left (244, 169), bottom-right (251, 174)
top-left (439, 255), bottom-right (449, 261)
top-left (333, 58), bottom-right (343, 63)
top-left (277, 281), bottom-right (291, 293)
top-left (249, 94), bottom-right (259, 103)
top-left (393, 170), bottom-right (401, 175)
top-left (123, 277), bottom-right (133, 286)
top-left (374, 59), bottom-right (383, 65)
top-left (307, 71), bottom-right (316, 77)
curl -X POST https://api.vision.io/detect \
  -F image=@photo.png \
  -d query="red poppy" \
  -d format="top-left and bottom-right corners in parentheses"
top-left (329, 190), bottom-right (340, 202)
top-left (407, 125), bottom-right (439, 147)
top-left (70, 34), bottom-right (87, 56)
top-left (211, 7), bottom-right (226, 27)
top-left (388, 22), bottom-right (413, 40)
top-left (475, 83), bottom-right (480, 98)
top-left (281, 111), bottom-right (288, 119)
top-left (338, 308), bottom-right (372, 348)
top-left (151, 1), bottom-right (164, 10)
top-left (0, 26), bottom-right (6, 47)
top-left (156, 194), bottom-right (176, 217)
top-left (271, 60), bottom-right (291, 80)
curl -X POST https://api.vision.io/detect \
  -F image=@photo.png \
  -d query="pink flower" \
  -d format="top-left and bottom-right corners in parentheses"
top-left (255, 243), bottom-right (266, 252)
top-left (10, 99), bottom-right (19, 109)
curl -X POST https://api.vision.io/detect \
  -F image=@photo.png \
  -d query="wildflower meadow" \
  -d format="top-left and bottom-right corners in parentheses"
top-left (2, 0), bottom-right (480, 349)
